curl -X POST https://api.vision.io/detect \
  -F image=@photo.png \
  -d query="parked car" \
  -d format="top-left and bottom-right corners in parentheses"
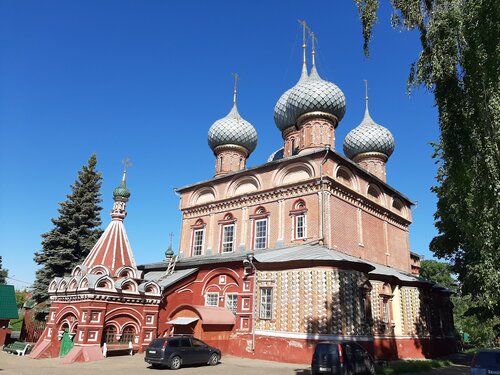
top-left (144, 335), bottom-right (221, 370)
top-left (311, 341), bottom-right (375, 375)
top-left (470, 350), bottom-right (500, 375)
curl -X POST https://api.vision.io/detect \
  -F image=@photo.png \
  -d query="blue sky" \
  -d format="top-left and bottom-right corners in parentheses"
top-left (0, 1), bottom-right (440, 289)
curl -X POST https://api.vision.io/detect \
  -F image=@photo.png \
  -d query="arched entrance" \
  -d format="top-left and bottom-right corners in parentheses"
top-left (58, 322), bottom-right (75, 358)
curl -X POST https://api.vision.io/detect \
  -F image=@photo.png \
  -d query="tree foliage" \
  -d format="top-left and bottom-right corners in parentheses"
top-left (354, 0), bottom-right (500, 319)
top-left (419, 260), bottom-right (457, 291)
top-left (15, 290), bottom-right (27, 308)
top-left (419, 259), bottom-right (499, 345)
top-left (32, 154), bottom-right (103, 302)
top-left (0, 256), bottom-right (8, 284)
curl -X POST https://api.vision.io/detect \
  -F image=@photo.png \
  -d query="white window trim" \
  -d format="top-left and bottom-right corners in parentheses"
top-left (254, 218), bottom-right (268, 250)
top-left (225, 293), bottom-right (238, 313)
top-left (293, 213), bottom-right (307, 240)
top-left (205, 292), bottom-right (219, 307)
top-left (192, 228), bottom-right (205, 256)
top-left (259, 287), bottom-right (273, 320)
top-left (220, 223), bottom-right (235, 253)
top-left (382, 299), bottom-right (390, 323)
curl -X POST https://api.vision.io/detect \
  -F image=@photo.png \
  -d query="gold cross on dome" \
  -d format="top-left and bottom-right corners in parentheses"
top-left (121, 158), bottom-right (132, 172)
top-left (232, 73), bottom-right (240, 104)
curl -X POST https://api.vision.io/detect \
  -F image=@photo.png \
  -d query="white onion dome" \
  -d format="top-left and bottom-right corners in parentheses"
top-left (287, 65), bottom-right (346, 125)
top-left (208, 103), bottom-right (258, 155)
top-left (273, 65), bottom-right (308, 132)
top-left (343, 107), bottom-right (395, 159)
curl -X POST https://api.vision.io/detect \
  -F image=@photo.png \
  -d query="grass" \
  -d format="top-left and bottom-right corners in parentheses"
top-left (375, 359), bottom-right (452, 375)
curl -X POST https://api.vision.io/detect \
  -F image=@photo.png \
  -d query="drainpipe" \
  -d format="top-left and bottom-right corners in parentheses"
top-left (319, 146), bottom-right (330, 244)
top-left (243, 254), bottom-right (257, 351)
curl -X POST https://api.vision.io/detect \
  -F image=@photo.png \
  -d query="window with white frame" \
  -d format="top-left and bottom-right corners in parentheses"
top-left (205, 293), bottom-right (219, 307)
top-left (259, 287), bottom-right (273, 320)
top-left (291, 200), bottom-right (307, 240)
top-left (225, 294), bottom-right (238, 313)
top-left (192, 229), bottom-right (204, 256)
top-left (382, 299), bottom-right (390, 323)
top-left (221, 224), bottom-right (235, 253)
top-left (295, 214), bottom-right (306, 239)
top-left (254, 219), bottom-right (268, 249)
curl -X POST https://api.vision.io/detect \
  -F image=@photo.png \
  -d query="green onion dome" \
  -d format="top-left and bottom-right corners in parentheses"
top-left (113, 180), bottom-right (131, 200)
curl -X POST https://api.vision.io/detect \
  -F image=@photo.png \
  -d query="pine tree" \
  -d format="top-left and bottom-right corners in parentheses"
top-left (32, 154), bottom-right (103, 302)
top-left (0, 256), bottom-right (8, 284)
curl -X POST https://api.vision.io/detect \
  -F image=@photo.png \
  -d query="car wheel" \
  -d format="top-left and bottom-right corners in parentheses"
top-left (169, 356), bottom-right (181, 370)
top-left (208, 353), bottom-right (219, 366)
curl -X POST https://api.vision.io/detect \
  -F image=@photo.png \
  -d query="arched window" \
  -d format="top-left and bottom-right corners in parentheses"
top-left (336, 167), bottom-right (353, 188)
top-left (122, 281), bottom-right (137, 293)
top-left (219, 213), bottom-right (236, 254)
top-left (103, 325), bottom-right (117, 344)
top-left (191, 219), bottom-right (205, 256)
top-left (68, 280), bottom-right (77, 290)
top-left (392, 198), bottom-right (406, 217)
top-left (379, 283), bottom-right (393, 333)
top-left (251, 207), bottom-right (269, 250)
top-left (290, 200), bottom-right (307, 240)
top-left (49, 281), bottom-right (57, 291)
top-left (145, 284), bottom-right (159, 294)
top-left (97, 280), bottom-right (112, 289)
top-left (359, 281), bottom-right (372, 325)
top-left (120, 326), bottom-right (135, 344)
top-left (367, 184), bottom-right (383, 204)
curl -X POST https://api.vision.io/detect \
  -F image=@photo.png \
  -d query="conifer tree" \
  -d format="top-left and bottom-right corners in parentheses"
top-left (0, 256), bottom-right (8, 284)
top-left (32, 154), bottom-right (103, 302)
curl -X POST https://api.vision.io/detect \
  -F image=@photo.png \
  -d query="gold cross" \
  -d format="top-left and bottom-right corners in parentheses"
top-left (232, 73), bottom-right (240, 103)
top-left (121, 158), bottom-right (132, 172)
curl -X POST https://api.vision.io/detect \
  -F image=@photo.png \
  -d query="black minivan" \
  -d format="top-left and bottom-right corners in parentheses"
top-left (144, 335), bottom-right (221, 370)
top-left (311, 341), bottom-right (375, 375)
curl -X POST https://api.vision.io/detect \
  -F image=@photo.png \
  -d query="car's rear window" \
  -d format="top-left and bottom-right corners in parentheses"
top-left (315, 344), bottom-right (339, 357)
top-left (475, 351), bottom-right (500, 366)
top-left (149, 339), bottom-right (166, 349)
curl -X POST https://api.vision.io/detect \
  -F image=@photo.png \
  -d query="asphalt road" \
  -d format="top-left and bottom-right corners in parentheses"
top-left (0, 351), bottom-right (310, 375)
top-left (0, 351), bottom-right (470, 375)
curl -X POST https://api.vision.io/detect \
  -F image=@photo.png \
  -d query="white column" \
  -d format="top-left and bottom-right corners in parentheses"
top-left (357, 208), bottom-right (364, 247)
top-left (383, 218), bottom-right (389, 265)
top-left (277, 199), bottom-right (285, 246)
top-left (207, 213), bottom-right (215, 255)
top-left (240, 206), bottom-right (248, 251)
top-left (392, 286), bottom-right (403, 336)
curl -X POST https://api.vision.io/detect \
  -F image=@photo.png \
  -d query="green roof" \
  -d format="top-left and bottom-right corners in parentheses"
top-left (0, 285), bottom-right (19, 320)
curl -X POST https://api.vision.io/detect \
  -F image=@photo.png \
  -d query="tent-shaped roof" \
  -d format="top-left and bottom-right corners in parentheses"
top-left (0, 285), bottom-right (19, 320)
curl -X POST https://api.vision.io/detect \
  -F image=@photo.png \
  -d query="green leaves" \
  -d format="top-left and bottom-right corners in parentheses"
top-left (354, 0), bottom-right (500, 321)
top-left (354, 0), bottom-right (380, 56)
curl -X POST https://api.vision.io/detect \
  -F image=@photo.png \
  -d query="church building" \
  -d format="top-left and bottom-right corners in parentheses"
top-left (30, 29), bottom-right (455, 364)
top-left (140, 32), bottom-right (456, 363)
